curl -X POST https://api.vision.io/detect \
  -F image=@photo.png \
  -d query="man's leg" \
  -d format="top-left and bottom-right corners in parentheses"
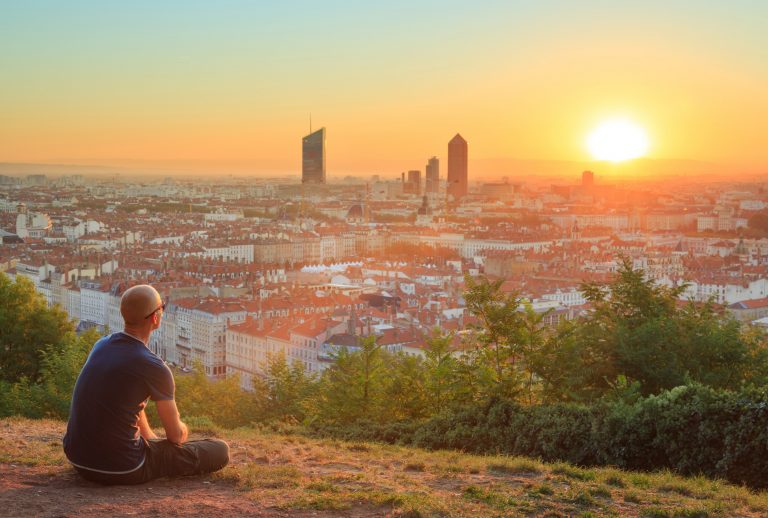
top-left (73, 465), bottom-right (147, 485)
top-left (73, 439), bottom-right (229, 485)
top-left (142, 438), bottom-right (230, 481)
top-left (184, 439), bottom-right (231, 474)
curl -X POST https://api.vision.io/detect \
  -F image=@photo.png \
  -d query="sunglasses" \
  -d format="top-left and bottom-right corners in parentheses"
top-left (144, 301), bottom-right (167, 320)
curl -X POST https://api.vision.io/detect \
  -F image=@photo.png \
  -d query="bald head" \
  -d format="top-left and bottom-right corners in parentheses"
top-left (121, 285), bottom-right (163, 326)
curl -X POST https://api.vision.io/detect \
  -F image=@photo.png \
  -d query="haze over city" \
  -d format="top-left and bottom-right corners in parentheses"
top-left (1, 1), bottom-right (767, 179)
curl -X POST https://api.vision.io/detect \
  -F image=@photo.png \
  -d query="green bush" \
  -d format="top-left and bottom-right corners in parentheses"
top-left (309, 419), bottom-right (420, 444)
top-left (170, 362), bottom-right (260, 429)
top-left (310, 385), bottom-right (768, 489)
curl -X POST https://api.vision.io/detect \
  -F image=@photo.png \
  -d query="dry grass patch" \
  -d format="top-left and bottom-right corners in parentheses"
top-left (5, 418), bottom-right (768, 518)
top-left (630, 472), bottom-right (654, 489)
top-left (605, 474), bottom-right (627, 488)
top-left (487, 457), bottom-right (543, 475)
top-left (529, 482), bottom-right (555, 496)
top-left (281, 494), bottom-right (352, 511)
top-left (0, 432), bottom-right (67, 467)
top-left (217, 463), bottom-right (302, 490)
top-left (551, 463), bottom-right (597, 481)
top-left (588, 485), bottom-right (613, 499)
top-left (463, 484), bottom-right (516, 510)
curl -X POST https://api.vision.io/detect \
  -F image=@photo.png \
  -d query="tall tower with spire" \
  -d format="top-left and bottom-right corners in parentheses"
top-left (302, 127), bottom-right (326, 184)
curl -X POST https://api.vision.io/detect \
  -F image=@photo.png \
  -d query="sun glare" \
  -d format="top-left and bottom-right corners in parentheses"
top-left (587, 118), bottom-right (649, 162)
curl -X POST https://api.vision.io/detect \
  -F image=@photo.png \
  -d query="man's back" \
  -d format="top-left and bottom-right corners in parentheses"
top-left (63, 332), bottom-right (174, 473)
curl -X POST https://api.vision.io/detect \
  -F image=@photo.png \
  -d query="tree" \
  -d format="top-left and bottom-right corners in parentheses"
top-left (172, 360), bottom-right (259, 428)
top-left (0, 327), bottom-right (100, 419)
top-left (534, 258), bottom-right (768, 401)
top-left (252, 352), bottom-right (317, 423)
top-left (518, 301), bottom-right (553, 404)
top-left (0, 274), bottom-right (74, 383)
top-left (423, 329), bottom-right (458, 414)
top-left (384, 352), bottom-right (428, 420)
top-left (34, 328), bottom-right (101, 418)
top-left (463, 274), bottom-right (525, 400)
top-left (312, 335), bottom-right (389, 424)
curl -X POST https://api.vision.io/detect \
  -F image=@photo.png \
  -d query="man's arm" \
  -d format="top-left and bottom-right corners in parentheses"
top-left (138, 409), bottom-right (158, 440)
top-left (155, 399), bottom-right (188, 445)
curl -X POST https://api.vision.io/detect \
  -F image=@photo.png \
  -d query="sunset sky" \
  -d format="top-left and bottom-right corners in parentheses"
top-left (1, 1), bottom-right (766, 177)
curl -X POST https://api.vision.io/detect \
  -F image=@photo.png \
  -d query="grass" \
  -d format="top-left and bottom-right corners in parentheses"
top-left (0, 417), bottom-right (68, 466)
top-left (552, 463), bottom-right (597, 481)
top-left (3, 417), bottom-right (768, 517)
top-left (226, 464), bottom-right (302, 489)
top-left (487, 457), bottom-right (542, 475)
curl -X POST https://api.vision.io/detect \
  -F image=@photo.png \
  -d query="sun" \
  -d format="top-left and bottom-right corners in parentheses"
top-left (586, 118), bottom-right (649, 162)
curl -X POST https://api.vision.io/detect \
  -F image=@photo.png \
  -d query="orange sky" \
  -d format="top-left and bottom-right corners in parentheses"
top-left (1, 2), bottom-right (766, 177)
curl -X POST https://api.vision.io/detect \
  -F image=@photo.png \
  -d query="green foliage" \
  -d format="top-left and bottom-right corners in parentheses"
top-left (383, 352), bottom-right (429, 420)
top-left (461, 275), bottom-right (554, 404)
top-left (311, 336), bottom-right (392, 424)
top-left (31, 328), bottom-right (101, 418)
top-left (252, 352), bottom-right (317, 422)
top-left (463, 275), bottom-right (526, 400)
top-left (171, 360), bottom-right (259, 429)
top-left (321, 384), bottom-right (768, 489)
top-left (0, 274), bottom-right (99, 419)
top-left (0, 274), bottom-right (75, 383)
top-left (310, 334), bottom-right (457, 425)
top-left (534, 259), bottom-right (768, 401)
top-left (423, 329), bottom-right (460, 414)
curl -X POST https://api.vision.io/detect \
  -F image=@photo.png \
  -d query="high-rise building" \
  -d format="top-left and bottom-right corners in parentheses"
top-left (302, 128), bottom-right (326, 184)
top-left (425, 156), bottom-right (439, 194)
top-left (402, 170), bottom-right (421, 195)
top-left (447, 134), bottom-right (468, 201)
top-left (582, 170), bottom-right (594, 189)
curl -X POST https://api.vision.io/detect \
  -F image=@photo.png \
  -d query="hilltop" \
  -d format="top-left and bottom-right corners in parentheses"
top-left (2, 418), bottom-right (768, 517)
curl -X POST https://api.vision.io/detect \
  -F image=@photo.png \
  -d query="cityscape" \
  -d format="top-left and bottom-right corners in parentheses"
top-left (3, 1), bottom-right (768, 515)
top-left (3, 126), bottom-right (768, 388)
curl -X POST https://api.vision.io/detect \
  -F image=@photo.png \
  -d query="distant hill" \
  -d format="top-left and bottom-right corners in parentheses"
top-left (2, 417), bottom-right (766, 517)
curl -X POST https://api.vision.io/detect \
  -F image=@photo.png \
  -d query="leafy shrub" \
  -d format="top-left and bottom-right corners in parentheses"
top-left (310, 384), bottom-right (768, 489)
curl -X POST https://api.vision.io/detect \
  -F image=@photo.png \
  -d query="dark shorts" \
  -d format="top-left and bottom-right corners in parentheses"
top-left (73, 438), bottom-right (230, 485)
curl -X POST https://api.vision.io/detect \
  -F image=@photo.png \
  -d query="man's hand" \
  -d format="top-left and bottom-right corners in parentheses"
top-left (138, 409), bottom-right (158, 440)
top-left (156, 399), bottom-right (188, 445)
top-left (178, 421), bottom-right (189, 444)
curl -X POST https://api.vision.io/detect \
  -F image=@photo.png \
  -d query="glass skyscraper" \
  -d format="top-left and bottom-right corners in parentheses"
top-left (302, 128), bottom-right (326, 184)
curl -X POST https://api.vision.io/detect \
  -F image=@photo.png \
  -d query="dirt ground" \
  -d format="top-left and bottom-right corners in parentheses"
top-left (1, 463), bottom-right (271, 517)
top-left (5, 417), bottom-right (768, 518)
top-left (0, 456), bottom-right (395, 518)
top-left (0, 419), bottom-right (387, 518)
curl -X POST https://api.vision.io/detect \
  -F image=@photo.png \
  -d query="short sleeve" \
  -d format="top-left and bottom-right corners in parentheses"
top-left (145, 359), bottom-right (175, 401)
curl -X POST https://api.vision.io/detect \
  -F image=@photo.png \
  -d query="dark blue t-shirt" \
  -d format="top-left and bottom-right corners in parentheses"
top-left (63, 332), bottom-right (175, 473)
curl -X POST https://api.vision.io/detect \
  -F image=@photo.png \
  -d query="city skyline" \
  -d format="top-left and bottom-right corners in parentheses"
top-left (1, 1), bottom-right (767, 177)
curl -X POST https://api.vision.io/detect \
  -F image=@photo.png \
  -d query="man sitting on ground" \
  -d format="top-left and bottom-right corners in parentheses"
top-left (63, 284), bottom-right (229, 485)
